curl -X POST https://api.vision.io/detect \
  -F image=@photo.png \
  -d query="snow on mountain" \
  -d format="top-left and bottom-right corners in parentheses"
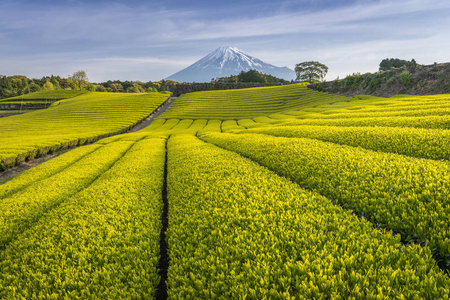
top-left (165, 46), bottom-right (296, 82)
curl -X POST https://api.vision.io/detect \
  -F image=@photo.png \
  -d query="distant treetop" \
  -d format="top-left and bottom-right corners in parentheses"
top-left (379, 58), bottom-right (418, 71)
top-left (215, 70), bottom-right (291, 84)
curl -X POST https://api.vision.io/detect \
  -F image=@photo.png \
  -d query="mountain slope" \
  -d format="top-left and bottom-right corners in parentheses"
top-left (310, 62), bottom-right (450, 97)
top-left (166, 46), bottom-right (296, 82)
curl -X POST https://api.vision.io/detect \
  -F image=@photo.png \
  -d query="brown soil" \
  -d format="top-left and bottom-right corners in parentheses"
top-left (128, 97), bottom-right (177, 132)
top-left (0, 151), bottom-right (68, 184)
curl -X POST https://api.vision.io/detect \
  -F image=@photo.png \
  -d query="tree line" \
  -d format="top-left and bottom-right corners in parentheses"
top-left (0, 70), bottom-right (177, 99)
top-left (215, 70), bottom-right (293, 84)
top-left (172, 70), bottom-right (293, 96)
top-left (379, 58), bottom-right (418, 71)
top-left (1, 62), bottom-right (334, 100)
top-left (0, 71), bottom-right (92, 99)
top-left (309, 58), bottom-right (450, 97)
top-left (95, 79), bottom-right (177, 93)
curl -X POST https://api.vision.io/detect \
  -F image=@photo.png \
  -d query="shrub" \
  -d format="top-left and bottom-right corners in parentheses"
top-left (399, 71), bottom-right (411, 86)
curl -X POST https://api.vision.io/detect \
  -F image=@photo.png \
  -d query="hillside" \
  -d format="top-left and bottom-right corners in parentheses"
top-left (311, 62), bottom-right (450, 97)
top-left (0, 91), bottom-right (170, 170)
top-left (1, 85), bottom-right (450, 298)
top-left (0, 90), bottom-right (88, 114)
top-left (162, 83), bottom-right (352, 120)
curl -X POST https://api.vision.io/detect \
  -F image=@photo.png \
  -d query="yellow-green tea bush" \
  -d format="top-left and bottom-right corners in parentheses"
top-left (0, 91), bottom-right (169, 170)
top-left (167, 135), bottom-right (449, 298)
top-left (201, 132), bottom-right (450, 265)
top-left (0, 136), bottom-right (166, 298)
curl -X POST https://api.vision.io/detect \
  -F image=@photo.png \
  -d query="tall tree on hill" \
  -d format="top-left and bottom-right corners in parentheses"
top-left (295, 61), bottom-right (328, 83)
top-left (71, 70), bottom-right (89, 90)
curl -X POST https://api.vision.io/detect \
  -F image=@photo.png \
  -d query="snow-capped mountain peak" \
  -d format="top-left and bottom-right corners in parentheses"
top-left (197, 46), bottom-right (264, 69)
top-left (165, 46), bottom-right (296, 82)
top-left (195, 46), bottom-right (264, 70)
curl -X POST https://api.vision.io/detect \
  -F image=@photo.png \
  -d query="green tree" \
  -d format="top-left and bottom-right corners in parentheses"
top-left (295, 61), bottom-right (328, 83)
top-left (379, 58), bottom-right (409, 71)
top-left (127, 83), bottom-right (146, 93)
top-left (29, 82), bottom-right (41, 93)
top-left (151, 82), bottom-right (161, 91)
top-left (238, 70), bottom-right (267, 83)
top-left (86, 83), bottom-right (97, 91)
top-left (71, 70), bottom-right (89, 90)
top-left (50, 75), bottom-right (61, 89)
top-left (399, 71), bottom-right (411, 86)
top-left (43, 80), bottom-right (54, 90)
top-left (96, 85), bottom-right (107, 92)
top-left (109, 83), bottom-right (124, 92)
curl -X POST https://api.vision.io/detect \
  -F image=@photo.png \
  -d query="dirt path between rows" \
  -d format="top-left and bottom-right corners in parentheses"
top-left (0, 96), bottom-right (177, 183)
top-left (0, 151), bottom-right (70, 184)
top-left (128, 97), bottom-right (177, 132)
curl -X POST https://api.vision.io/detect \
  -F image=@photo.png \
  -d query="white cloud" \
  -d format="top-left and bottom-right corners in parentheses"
top-left (1, 0), bottom-right (449, 81)
top-left (155, 0), bottom-right (450, 42)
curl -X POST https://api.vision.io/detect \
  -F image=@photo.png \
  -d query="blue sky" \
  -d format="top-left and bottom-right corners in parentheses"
top-left (1, 0), bottom-right (449, 82)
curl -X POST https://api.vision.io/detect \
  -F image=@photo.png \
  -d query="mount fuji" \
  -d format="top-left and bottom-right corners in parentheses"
top-left (165, 46), bottom-right (296, 82)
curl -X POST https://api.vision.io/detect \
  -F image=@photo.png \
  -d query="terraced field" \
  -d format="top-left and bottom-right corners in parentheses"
top-left (161, 83), bottom-right (351, 119)
top-left (0, 90), bottom-right (87, 103)
top-left (0, 91), bottom-right (170, 170)
top-left (0, 90), bottom-right (88, 112)
top-left (1, 85), bottom-right (450, 298)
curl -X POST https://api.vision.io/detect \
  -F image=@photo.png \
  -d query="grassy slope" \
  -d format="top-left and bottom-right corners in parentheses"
top-left (0, 90), bottom-right (88, 103)
top-left (0, 91), bottom-right (170, 170)
top-left (162, 83), bottom-right (354, 120)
